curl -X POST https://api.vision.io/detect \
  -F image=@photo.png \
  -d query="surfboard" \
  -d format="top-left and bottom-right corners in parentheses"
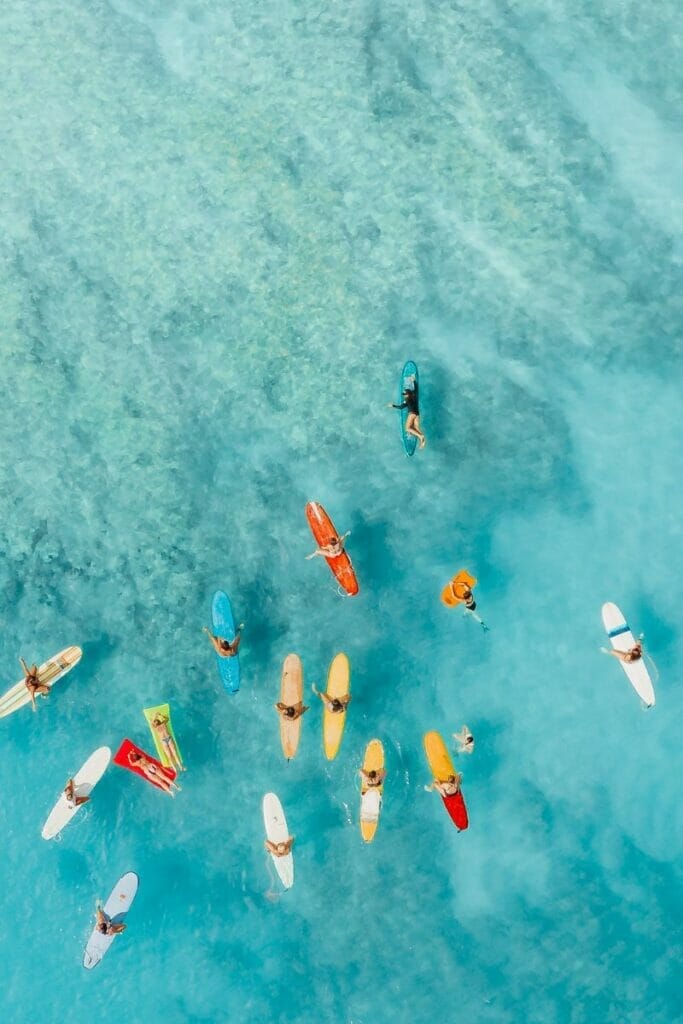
top-left (441, 570), bottom-right (477, 608)
top-left (398, 360), bottom-right (419, 457)
top-left (113, 739), bottom-right (177, 793)
top-left (360, 738), bottom-right (384, 843)
top-left (41, 746), bottom-right (111, 841)
top-left (0, 646), bottom-right (82, 718)
top-left (305, 501), bottom-right (359, 596)
top-left (263, 792), bottom-right (294, 889)
top-left (279, 654), bottom-right (304, 760)
top-left (323, 652), bottom-right (350, 760)
top-left (83, 872), bottom-right (139, 969)
top-left (601, 602), bottom-right (655, 707)
top-left (210, 590), bottom-right (241, 694)
top-left (423, 730), bottom-right (468, 831)
top-left (143, 703), bottom-right (184, 769)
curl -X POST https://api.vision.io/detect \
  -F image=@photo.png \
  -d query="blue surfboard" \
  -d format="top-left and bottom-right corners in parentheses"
top-left (398, 360), bottom-right (419, 457)
top-left (210, 590), bottom-right (241, 694)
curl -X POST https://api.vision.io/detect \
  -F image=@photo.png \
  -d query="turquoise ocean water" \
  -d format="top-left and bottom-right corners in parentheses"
top-left (1, 1), bottom-right (682, 1021)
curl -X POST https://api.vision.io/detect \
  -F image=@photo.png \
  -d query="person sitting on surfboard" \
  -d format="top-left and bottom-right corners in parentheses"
top-left (64, 778), bottom-right (90, 809)
top-left (453, 726), bottom-right (474, 754)
top-left (203, 624), bottom-right (244, 658)
top-left (275, 701), bottom-right (309, 721)
top-left (311, 684), bottom-right (351, 714)
top-left (151, 714), bottom-right (186, 772)
top-left (305, 531), bottom-right (350, 560)
top-left (428, 773), bottom-right (462, 797)
top-left (360, 767), bottom-right (386, 789)
top-left (388, 377), bottom-right (426, 449)
top-left (265, 836), bottom-right (295, 858)
top-left (127, 750), bottom-right (180, 796)
top-left (20, 658), bottom-right (51, 711)
top-left (95, 903), bottom-right (126, 936)
top-left (608, 641), bottom-right (643, 664)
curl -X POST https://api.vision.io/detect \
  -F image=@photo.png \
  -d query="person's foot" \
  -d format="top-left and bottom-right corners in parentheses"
top-left (419, 436), bottom-right (426, 449)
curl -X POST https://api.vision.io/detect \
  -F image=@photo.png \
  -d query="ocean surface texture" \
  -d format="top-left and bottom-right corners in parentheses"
top-left (1, 1), bottom-right (682, 1022)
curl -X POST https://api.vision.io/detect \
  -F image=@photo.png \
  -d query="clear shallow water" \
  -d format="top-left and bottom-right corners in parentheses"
top-left (1, 1), bottom-right (682, 1022)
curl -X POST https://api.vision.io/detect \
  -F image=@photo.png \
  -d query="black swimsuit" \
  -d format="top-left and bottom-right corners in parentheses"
top-left (393, 382), bottom-right (419, 416)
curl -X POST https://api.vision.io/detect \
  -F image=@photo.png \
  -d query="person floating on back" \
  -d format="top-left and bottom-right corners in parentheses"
top-left (312, 683), bottom-right (351, 714)
top-left (275, 700), bottom-right (309, 722)
top-left (453, 726), bottom-right (474, 754)
top-left (127, 749), bottom-right (180, 796)
top-left (388, 375), bottom-right (426, 448)
top-left (20, 658), bottom-right (50, 711)
top-left (203, 624), bottom-right (244, 658)
top-left (265, 836), bottom-right (295, 858)
top-left (150, 713), bottom-right (185, 772)
top-left (306, 532), bottom-right (350, 560)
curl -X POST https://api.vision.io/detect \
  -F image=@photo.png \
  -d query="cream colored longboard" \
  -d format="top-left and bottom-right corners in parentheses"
top-left (41, 747), bottom-right (111, 840)
top-left (279, 654), bottom-right (304, 760)
top-left (263, 792), bottom-right (294, 889)
top-left (0, 646), bottom-right (82, 718)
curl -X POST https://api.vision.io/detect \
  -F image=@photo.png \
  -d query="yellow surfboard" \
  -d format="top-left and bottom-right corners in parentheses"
top-left (279, 654), bottom-right (304, 760)
top-left (441, 569), bottom-right (477, 608)
top-left (423, 730), bottom-right (456, 781)
top-left (323, 652), bottom-right (350, 761)
top-left (360, 738), bottom-right (384, 843)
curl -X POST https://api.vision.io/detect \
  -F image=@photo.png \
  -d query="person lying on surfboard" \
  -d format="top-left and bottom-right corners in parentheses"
top-left (150, 714), bottom-right (186, 772)
top-left (20, 658), bottom-right (51, 711)
top-left (275, 700), bottom-right (309, 721)
top-left (607, 640), bottom-right (643, 664)
top-left (203, 624), bottom-right (244, 658)
top-left (265, 836), bottom-right (295, 857)
top-left (305, 532), bottom-right (350, 560)
top-left (426, 773), bottom-right (462, 797)
top-left (64, 778), bottom-right (90, 808)
top-left (311, 684), bottom-right (351, 714)
top-left (453, 726), bottom-right (474, 754)
top-left (388, 377), bottom-right (426, 448)
top-left (95, 902), bottom-right (126, 936)
top-left (360, 767), bottom-right (386, 789)
top-left (127, 750), bottom-right (180, 796)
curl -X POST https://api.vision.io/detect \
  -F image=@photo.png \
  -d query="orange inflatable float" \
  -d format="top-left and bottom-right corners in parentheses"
top-left (441, 569), bottom-right (477, 607)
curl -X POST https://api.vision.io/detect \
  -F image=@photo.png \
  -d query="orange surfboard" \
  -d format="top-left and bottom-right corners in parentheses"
top-left (441, 569), bottom-right (476, 607)
top-left (305, 501), bottom-right (359, 596)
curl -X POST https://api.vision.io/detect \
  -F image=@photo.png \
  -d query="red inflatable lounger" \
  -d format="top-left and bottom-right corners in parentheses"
top-left (443, 791), bottom-right (469, 832)
top-left (114, 738), bottom-right (177, 792)
top-left (305, 501), bottom-right (359, 596)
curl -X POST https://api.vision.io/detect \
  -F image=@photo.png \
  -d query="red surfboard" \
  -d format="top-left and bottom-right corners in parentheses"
top-left (113, 739), bottom-right (176, 793)
top-left (305, 501), bottom-right (359, 596)
top-left (443, 791), bottom-right (469, 831)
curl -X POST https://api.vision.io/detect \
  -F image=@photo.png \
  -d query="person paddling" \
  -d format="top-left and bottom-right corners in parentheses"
top-left (64, 777), bottom-right (90, 809)
top-left (360, 767), bottom-right (386, 789)
top-left (388, 375), bottom-right (426, 448)
top-left (426, 773), bottom-right (462, 797)
top-left (20, 658), bottom-right (50, 711)
top-left (95, 902), bottom-right (126, 936)
top-left (150, 713), bottom-right (185, 772)
top-left (127, 750), bottom-right (180, 796)
top-left (265, 836), bottom-right (295, 857)
top-left (453, 726), bottom-right (474, 754)
top-left (275, 701), bottom-right (309, 721)
top-left (312, 683), bottom-right (351, 714)
top-left (306, 532), bottom-right (350, 560)
top-left (203, 624), bottom-right (244, 658)
top-left (606, 640), bottom-right (643, 664)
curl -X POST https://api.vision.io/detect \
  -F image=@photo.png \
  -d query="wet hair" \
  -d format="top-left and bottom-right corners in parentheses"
top-left (129, 751), bottom-right (140, 762)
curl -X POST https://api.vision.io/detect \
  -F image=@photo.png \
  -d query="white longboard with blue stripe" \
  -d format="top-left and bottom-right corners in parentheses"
top-left (601, 603), bottom-right (655, 707)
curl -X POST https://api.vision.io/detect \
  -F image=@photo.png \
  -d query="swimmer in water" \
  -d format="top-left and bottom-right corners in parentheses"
top-left (127, 750), bottom-right (180, 796)
top-left (388, 374), bottom-right (426, 448)
top-left (265, 836), bottom-right (295, 857)
top-left (150, 713), bottom-right (185, 772)
top-left (306, 531), bottom-right (350, 560)
top-left (311, 683), bottom-right (351, 714)
top-left (20, 658), bottom-right (50, 711)
top-left (453, 726), bottom-right (474, 754)
top-left (203, 624), bottom-right (244, 658)
top-left (275, 701), bottom-right (309, 721)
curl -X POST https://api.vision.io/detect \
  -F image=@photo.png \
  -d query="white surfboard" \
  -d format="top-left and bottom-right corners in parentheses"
top-left (263, 792), bottom-right (294, 889)
top-left (41, 747), bottom-right (112, 840)
top-left (601, 602), bottom-right (655, 707)
top-left (83, 872), bottom-right (138, 970)
top-left (0, 646), bottom-right (82, 718)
